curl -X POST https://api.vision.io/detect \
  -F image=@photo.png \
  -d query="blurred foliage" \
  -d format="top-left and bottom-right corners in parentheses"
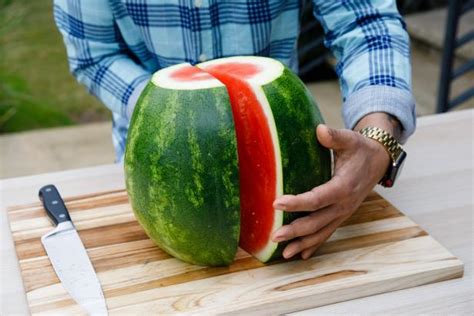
top-left (0, 71), bottom-right (74, 133)
top-left (0, 0), bottom-right (109, 134)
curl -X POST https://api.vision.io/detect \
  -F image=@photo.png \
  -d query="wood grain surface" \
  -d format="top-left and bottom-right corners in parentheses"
top-left (7, 189), bottom-right (463, 315)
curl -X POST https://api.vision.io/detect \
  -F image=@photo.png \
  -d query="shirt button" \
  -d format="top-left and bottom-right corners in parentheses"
top-left (194, 0), bottom-right (202, 8)
top-left (199, 53), bottom-right (207, 62)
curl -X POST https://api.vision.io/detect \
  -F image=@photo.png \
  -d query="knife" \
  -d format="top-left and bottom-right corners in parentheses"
top-left (39, 184), bottom-right (108, 315)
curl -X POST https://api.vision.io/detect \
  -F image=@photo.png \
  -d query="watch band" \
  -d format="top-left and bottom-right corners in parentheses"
top-left (359, 126), bottom-right (403, 163)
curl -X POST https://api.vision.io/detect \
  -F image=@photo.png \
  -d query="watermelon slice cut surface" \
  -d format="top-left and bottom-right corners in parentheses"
top-left (199, 58), bottom-right (284, 262)
top-left (125, 57), bottom-right (331, 266)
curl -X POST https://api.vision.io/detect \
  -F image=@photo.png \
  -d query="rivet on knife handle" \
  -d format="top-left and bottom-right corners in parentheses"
top-left (39, 184), bottom-right (71, 225)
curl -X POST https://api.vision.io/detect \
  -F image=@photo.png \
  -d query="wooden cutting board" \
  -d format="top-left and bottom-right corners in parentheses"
top-left (7, 189), bottom-right (463, 315)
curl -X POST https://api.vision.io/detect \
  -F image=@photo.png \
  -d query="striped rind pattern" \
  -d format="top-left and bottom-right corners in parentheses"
top-left (125, 82), bottom-right (240, 266)
top-left (125, 57), bottom-right (331, 265)
top-left (262, 67), bottom-right (332, 260)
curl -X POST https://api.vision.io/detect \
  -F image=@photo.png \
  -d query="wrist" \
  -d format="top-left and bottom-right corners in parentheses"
top-left (364, 132), bottom-right (392, 181)
top-left (354, 113), bottom-right (397, 177)
top-left (353, 112), bottom-right (402, 141)
top-left (343, 86), bottom-right (416, 144)
top-left (358, 125), bottom-right (407, 187)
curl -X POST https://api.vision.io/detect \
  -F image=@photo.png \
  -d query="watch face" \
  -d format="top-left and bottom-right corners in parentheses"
top-left (389, 151), bottom-right (407, 187)
top-left (397, 159), bottom-right (405, 178)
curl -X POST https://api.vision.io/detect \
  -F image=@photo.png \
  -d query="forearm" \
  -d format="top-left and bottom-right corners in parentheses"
top-left (53, 0), bottom-right (151, 119)
top-left (312, 0), bottom-right (416, 143)
top-left (72, 56), bottom-right (151, 119)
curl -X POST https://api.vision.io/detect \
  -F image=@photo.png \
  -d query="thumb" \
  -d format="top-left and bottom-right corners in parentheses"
top-left (316, 124), bottom-right (354, 150)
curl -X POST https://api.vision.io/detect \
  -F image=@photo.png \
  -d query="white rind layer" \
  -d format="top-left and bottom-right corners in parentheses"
top-left (152, 56), bottom-right (286, 262)
top-left (151, 63), bottom-right (224, 90)
top-left (197, 56), bottom-right (284, 86)
top-left (199, 56), bottom-right (285, 262)
top-left (250, 85), bottom-right (284, 263)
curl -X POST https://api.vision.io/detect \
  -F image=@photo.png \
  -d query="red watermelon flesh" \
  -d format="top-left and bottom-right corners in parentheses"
top-left (166, 61), bottom-right (280, 258)
top-left (170, 65), bottom-right (214, 82)
top-left (203, 63), bottom-right (277, 255)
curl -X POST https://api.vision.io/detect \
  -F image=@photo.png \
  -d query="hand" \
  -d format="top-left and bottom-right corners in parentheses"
top-left (271, 118), bottom-right (396, 260)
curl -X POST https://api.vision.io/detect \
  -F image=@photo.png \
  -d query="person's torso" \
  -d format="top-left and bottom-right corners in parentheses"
top-left (111, 0), bottom-right (302, 72)
top-left (110, 0), bottom-right (304, 160)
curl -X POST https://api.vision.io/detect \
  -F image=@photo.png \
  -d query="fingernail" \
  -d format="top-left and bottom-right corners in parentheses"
top-left (273, 234), bottom-right (286, 243)
top-left (274, 202), bottom-right (286, 210)
top-left (272, 229), bottom-right (286, 242)
top-left (325, 126), bottom-right (334, 137)
top-left (274, 197), bottom-right (289, 210)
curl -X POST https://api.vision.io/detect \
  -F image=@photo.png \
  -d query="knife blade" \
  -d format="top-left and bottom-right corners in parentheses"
top-left (39, 184), bottom-right (108, 315)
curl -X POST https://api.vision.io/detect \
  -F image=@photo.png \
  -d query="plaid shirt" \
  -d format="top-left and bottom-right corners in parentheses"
top-left (54, 0), bottom-right (416, 160)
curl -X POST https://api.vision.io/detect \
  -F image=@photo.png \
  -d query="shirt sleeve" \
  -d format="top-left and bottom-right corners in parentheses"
top-left (312, 0), bottom-right (416, 142)
top-left (53, 0), bottom-right (151, 120)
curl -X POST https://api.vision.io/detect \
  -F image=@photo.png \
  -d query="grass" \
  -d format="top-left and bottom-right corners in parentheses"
top-left (0, 0), bottom-right (110, 134)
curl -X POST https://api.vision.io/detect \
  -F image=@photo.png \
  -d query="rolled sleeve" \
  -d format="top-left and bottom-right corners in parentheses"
top-left (343, 85), bottom-right (416, 143)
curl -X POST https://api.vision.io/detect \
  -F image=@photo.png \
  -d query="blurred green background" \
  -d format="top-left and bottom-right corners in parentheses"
top-left (0, 0), bottom-right (109, 134)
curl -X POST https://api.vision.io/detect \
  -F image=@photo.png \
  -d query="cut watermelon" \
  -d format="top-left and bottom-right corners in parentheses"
top-left (199, 57), bottom-right (331, 261)
top-left (198, 58), bottom-right (283, 262)
top-left (125, 57), bottom-right (331, 266)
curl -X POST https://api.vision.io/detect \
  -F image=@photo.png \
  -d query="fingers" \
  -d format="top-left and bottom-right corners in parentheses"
top-left (272, 205), bottom-right (337, 242)
top-left (273, 175), bottom-right (347, 212)
top-left (317, 124), bottom-right (357, 151)
top-left (273, 126), bottom-right (358, 213)
top-left (282, 218), bottom-right (342, 259)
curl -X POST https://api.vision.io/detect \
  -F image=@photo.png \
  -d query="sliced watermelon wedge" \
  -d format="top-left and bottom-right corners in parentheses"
top-left (198, 58), bottom-right (284, 262)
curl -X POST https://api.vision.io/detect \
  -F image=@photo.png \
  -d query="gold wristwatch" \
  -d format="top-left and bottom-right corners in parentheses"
top-left (359, 126), bottom-right (407, 188)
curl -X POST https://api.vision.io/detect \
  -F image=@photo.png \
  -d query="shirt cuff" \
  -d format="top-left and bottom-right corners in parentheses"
top-left (342, 85), bottom-right (416, 144)
top-left (126, 77), bottom-right (151, 120)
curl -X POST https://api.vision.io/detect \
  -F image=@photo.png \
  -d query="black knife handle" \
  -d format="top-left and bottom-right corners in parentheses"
top-left (39, 185), bottom-right (71, 226)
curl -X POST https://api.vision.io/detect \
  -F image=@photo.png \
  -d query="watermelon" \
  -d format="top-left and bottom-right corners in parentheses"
top-left (125, 56), bottom-right (331, 266)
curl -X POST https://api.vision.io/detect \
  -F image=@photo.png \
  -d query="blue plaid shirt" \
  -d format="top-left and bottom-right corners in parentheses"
top-left (54, 0), bottom-right (416, 160)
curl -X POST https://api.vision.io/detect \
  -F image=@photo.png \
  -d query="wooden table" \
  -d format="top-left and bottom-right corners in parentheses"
top-left (1, 109), bottom-right (472, 315)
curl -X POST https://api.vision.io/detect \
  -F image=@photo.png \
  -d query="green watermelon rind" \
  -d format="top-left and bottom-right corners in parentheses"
top-left (261, 67), bottom-right (332, 262)
top-left (125, 59), bottom-right (331, 266)
top-left (124, 82), bottom-right (241, 266)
